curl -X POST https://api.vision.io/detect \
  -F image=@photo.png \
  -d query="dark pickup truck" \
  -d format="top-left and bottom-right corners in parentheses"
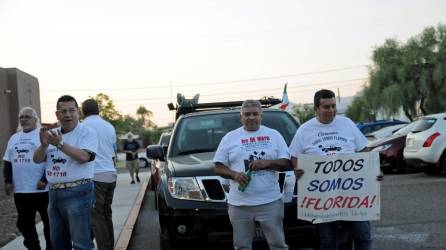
top-left (147, 100), bottom-right (318, 249)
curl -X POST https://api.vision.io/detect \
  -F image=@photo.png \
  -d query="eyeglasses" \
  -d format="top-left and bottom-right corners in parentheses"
top-left (57, 108), bottom-right (78, 115)
top-left (19, 115), bottom-right (33, 120)
top-left (242, 112), bottom-right (260, 117)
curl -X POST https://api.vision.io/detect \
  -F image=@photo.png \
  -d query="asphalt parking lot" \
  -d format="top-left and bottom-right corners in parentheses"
top-left (128, 172), bottom-right (446, 250)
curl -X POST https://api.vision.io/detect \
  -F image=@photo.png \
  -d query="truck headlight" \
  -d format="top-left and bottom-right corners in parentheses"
top-left (167, 177), bottom-right (204, 201)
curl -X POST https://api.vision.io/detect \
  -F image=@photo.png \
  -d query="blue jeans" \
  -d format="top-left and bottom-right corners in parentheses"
top-left (48, 182), bottom-right (94, 250)
top-left (318, 221), bottom-right (371, 250)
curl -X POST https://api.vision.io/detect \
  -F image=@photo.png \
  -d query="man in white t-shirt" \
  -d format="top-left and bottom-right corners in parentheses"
top-left (3, 107), bottom-right (52, 250)
top-left (82, 99), bottom-right (117, 250)
top-left (213, 99), bottom-right (291, 250)
top-left (34, 95), bottom-right (98, 250)
top-left (289, 89), bottom-right (383, 250)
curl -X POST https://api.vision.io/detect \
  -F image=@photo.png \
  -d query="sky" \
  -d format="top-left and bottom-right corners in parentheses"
top-left (1, 0), bottom-right (446, 127)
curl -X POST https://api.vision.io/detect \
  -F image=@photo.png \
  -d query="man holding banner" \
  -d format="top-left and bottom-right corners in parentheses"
top-left (289, 89), bottom-right (383, 250)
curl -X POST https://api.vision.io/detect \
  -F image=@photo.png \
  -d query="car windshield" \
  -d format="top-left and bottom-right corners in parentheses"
top-left (394, 120), bottom-right (419, 136)
top-left (411, 118), bottom-right (436, 133)
top-left (170, 111), bottom-right (298, 157)
top-left (367, 124), bottom-right (406, 139)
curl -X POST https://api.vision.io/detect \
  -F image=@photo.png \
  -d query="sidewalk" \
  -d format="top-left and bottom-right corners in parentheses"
top-left (1, 170), bottom-right (148, 250)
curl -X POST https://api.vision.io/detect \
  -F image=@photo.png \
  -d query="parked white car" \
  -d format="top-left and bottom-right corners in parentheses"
top-left (116, 152), bottom-right (150, 168)
top-left (404, 112), bottom-right (446, 174)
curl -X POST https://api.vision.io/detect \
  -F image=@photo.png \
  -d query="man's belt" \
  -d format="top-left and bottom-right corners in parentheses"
top-left (50, 179), bottom-right (91, 190)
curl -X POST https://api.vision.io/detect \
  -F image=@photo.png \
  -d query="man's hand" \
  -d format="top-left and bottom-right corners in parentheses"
top-left (249, 160), bottom-right (267, 171)
top-left (232, 171), bottom-right (250, 186)
top-left (4, 184), bottom-right (13, 196)
top-left (294, 168), bottom-right (305, 178)
top-left (377, 170), bottom-right (384, 181)
top-left (39, 128), bottom-right (50, 147)
top-left (36, 181), bottom-right (47, 190)
top-left (47, 129), bottom-right (63, 147)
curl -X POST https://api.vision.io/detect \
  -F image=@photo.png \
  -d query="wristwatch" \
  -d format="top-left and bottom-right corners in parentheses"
top-left (56, 141), bottom-right (64, 150)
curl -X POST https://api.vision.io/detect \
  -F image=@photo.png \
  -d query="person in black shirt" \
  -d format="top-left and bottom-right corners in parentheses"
top-left (123, 134), bottom-right (140, 184)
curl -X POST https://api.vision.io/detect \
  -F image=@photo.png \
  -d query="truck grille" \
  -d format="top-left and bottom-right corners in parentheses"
top-left (196, 176), bottom-right (227, 202)
top-left (202, 179), bottom-right (226, 200)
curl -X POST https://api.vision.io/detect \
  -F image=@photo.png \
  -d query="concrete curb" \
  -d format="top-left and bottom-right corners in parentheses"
top-left (114, 178), bottom-right (149, 250)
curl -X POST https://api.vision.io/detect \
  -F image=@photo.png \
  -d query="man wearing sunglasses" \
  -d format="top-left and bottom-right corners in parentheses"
top-left (214, 99), bottom-right (291, 250)
top-left (34, 95), bottom-right (98, 250)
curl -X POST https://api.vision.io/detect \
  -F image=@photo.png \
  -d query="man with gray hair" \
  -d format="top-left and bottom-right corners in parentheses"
top-left (214, 99), bottom-right (291, 250)
top-left (3, 106), bottom-right (52, 250)
top-left (81, 99), bottom-right (117, 250)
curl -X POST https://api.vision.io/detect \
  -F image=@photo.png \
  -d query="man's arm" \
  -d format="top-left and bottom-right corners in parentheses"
top-left (34, 128), bottom-right (49, 163)
top-left (3, 160), bottom-right (12, 184)
top-left (58, 143), bottom-right (94, 163)
top-left (291, 156), bottom-right (305, 178)
top-left (250, 158), bottom-right (291, 171)
top-left (37, 173), bottom-right (48, 190)
top-left (3, 161), bottom-right (13, 195)
top-left (215, 162), bottom-right (249, 186)
top-left (33, 145), bottom-right (48, 163)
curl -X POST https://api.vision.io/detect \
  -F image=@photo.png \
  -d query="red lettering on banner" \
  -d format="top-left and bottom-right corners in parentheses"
top-left (241, 139), bottom-right (248, 144)
top-left (300, 195), bottom-right (377, 210)
top-left (249, 137), bottom-right (256, 143)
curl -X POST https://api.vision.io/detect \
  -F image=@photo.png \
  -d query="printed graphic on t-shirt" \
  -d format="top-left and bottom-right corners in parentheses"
top-left (240, 135), bottom-right (271, 176)
top-left (12, 139), bottom-right (36, 164)
top-left (311, 131), bottom-right (348, 155)
top-left (240, 135), bottom-right (272, 151)
top-left (244, 151), bottom-right (267, 171)
top-left (47, 149), bottom-right (68, 178)
top-left (13, 146), bottom-right (32, 164)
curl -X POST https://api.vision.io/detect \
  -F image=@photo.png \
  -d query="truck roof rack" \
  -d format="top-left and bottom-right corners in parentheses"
top-left (167, 94), bottom-right (281, 120)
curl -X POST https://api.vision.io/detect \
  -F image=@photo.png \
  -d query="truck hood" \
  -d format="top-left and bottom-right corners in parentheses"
top-left (168, 152), bottom-right (217, 177)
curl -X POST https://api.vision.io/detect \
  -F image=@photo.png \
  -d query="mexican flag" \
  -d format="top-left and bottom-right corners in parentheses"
top-left (279, 83), bottom-right (289, 110)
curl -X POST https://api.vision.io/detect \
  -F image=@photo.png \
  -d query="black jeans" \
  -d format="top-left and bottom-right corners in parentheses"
top-left (92, 181), bottom-right (116, 250)
top-left (14, 192), bottom-right (52, 250)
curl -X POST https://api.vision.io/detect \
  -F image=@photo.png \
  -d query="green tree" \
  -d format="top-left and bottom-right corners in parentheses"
top-left (90, 93), bottom-right (122, 122)
top-left (347, 24), bottom-right (446, 121)
top-left (291, 104), bottom-right (314, 124)
top-left (88, 93), bottom-right (160, 146)
top-left (136, 105), bottom-right (155, 128)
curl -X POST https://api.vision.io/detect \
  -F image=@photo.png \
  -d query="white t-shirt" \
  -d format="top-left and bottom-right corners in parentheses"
top-left (45, 123), bottom-right (98, 184)
top-left (82, 115), bottom-right (117, 180)
top-left (213, 125), bottom-right (290, 206)
top-left (3, 128), bottom-right (48, 193)
top-left (289, 116), bottom-right (367, 156)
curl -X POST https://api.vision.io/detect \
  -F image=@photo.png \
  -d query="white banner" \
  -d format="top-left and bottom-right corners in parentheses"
top-left (297, 152), bottom-right (381, 223)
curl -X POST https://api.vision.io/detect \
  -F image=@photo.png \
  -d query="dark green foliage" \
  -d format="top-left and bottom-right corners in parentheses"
top-left (89, 93), bottom-right (161, 147)
top-left (291, 104), bottom-right (314, 124)
top-left (347, 24), bottom-right (446, 122)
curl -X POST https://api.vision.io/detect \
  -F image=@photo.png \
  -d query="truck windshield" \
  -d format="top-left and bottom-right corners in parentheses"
top-left (170, 111), bottom-right (299, 157)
